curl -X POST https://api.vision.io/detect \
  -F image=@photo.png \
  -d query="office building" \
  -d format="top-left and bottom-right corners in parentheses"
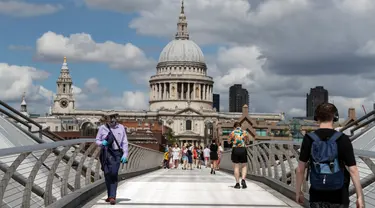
top-left (229, 84), bottom-right (249, 112)
top-left (306, 86), bottom-right (329, 118)
top-left (213, 94), bottom-right (220, 111)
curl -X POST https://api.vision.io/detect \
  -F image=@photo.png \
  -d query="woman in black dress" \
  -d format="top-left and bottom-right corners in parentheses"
top-left (209, 139), bottom-right (219, 174)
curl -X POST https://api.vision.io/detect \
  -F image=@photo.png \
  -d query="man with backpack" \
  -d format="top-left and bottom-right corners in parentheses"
top-left (296, 103), bottom-right (364, 208)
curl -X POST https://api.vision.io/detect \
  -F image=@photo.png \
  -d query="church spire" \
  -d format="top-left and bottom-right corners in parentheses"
top-left (20, 92), bottom-right (29, 117)
top-left (21, 92), bottom-right (26, 107)
top-left (181, 0), bottom-right (185, 14)
top-left (175, 0), bottom-right (189, 40)
top-left (56, 56), bottom-right (73, 95)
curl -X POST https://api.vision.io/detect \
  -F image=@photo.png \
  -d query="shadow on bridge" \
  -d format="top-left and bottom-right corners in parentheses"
top-left (1, 99), bottom-right (375, 207)
top-left (84, 168), bottom-right (298, 207)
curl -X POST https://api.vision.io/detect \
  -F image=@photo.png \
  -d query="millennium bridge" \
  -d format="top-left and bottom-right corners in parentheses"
top-left (0, 100), bottom-right (375, 208)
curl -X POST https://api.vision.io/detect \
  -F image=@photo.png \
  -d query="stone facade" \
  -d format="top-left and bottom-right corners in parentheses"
top-left (31, 2), bottom-right (286, 148)
top-left (215, 105), bottom-right (320, 148)
top-left (52, 57), bottom-right (75, 115)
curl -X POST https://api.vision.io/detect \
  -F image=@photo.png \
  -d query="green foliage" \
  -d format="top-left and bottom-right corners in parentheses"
top-left (166, 129), bottom-right (177, 145)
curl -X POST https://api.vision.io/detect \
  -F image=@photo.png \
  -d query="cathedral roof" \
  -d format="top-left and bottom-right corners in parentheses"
top-left (158, 0), bottom-right (205, 64)
top-left (159, 39), bottom-right (205, 63)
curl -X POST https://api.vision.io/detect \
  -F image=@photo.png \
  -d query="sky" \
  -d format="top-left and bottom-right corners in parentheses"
top-left (1, 0), bottom-right (375, 119)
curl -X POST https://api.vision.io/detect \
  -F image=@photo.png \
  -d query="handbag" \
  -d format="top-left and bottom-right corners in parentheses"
top-left (106, 124), bottom-right (124, 155)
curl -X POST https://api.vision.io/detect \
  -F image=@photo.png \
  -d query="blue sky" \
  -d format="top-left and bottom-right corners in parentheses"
top-left (0, 0), bottom-right (218, 99)
top-left (2, 0), bottom-right (375, 118)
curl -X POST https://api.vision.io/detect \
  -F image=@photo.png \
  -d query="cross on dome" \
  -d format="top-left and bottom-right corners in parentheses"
top-left (62, 56), bottom-right (69, 70)
top-left (181, 0), bottom-right (185, 14)
top-left (175, 0), bottom-right (189, 40)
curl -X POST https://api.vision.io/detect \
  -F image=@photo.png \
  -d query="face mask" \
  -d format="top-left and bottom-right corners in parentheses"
top-left (109, 117), bottom-right (117, 126)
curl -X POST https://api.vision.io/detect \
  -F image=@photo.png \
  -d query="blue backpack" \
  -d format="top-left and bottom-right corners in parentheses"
top-left (307, 131), bottom-right (344, 190)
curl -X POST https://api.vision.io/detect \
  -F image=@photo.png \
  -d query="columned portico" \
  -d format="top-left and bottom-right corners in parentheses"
top-left (176, 136), bottom-right (204, 148)
top-left (149, 1), bottom-right (213, 113)
top-left (46, 0), bottom-right (286, 148)
top-left (149, 81), bottom-right (213, 102)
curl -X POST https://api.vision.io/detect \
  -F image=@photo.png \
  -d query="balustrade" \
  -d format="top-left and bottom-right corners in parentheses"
top-left (0, 139), bottom-right (163, 208)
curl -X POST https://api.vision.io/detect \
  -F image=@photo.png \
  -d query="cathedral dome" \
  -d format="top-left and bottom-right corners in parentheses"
top-left (158, 39), bottom-right (205, 63)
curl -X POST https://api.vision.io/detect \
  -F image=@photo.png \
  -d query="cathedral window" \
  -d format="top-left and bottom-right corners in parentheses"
top-left (137, 119), bottom-right (142, 127)
top-left (186, 120), bottom-right (192, 130)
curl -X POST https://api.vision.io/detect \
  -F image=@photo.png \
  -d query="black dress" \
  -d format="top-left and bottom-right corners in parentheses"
top-left (209, 143), bottom-right (219, 160)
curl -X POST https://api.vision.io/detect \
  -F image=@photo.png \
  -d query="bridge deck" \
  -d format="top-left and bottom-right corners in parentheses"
top-left (86, 168), bottom-right (301, 208)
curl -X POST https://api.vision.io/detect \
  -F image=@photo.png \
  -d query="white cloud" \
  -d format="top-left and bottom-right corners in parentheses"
top-left (356, 40), bottom-right (375, 57)
top-left (335, 0), bottom-right (375, 14)
top-left (0, 63), bottom-right (53, 112)
top-left (210, 45), bottom-right (375, 118)
top-left (35, 31), bottom-right (155, 70)
top-left (0, 63), bottom-right (148, 113)
top-left (7, 0), bottom-right (374, 119)
top-left (0, 1), bottom-right (62, 17)
top-left (81, 0), bottom-right (375, 118)
top-left (72, 78), bottom-right (149, 110)
top-left (122, 91), bottom-right (148, 110)
top-left (83, 78), bottom-right (100, 93)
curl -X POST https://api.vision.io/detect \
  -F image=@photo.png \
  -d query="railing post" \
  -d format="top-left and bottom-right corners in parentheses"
top-left (0, 139), bottom-right (164, 208)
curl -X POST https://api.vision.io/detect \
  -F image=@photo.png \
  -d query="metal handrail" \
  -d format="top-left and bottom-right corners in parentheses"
top-left (350, 117), bottom-right (375, 135)
top-left (0, 139), bottom-right (163, 208)
top-left (0, 99), bottom-right (43, 139)
top-left (41, 128), bottom-right (65, 141)
top-left (220, 139), bottom-right (375, 208)
top-left (341, 110), bottom-right (375, 132)
top-left (0, 100), bottom-right (43, 129)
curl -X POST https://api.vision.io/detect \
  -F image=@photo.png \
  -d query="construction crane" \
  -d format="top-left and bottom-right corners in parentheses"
top-left (362, 105), bottom-right (367, 115)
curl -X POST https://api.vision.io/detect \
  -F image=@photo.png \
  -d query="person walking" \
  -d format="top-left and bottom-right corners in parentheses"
top-left (181, 146), bottom-right (188, 170)
top-left (187, 144), bottom-right (193, 170)
top-left (196, 146), bottom-right (203, 169)
top-left (203, 146), bottom-right (210, 168)
top-left (228, 122), bottom-right (249, 189)
top-left (217, 142), bottom-right (223, 170)
top-left (171, 144), bottom-right (181, 169)
top-left (163, 150), bottom-right (170, 169)
top-left (209, 140), bottom-right (219, 174)
top-left (96, 113), bottom-right (128, 205)
top-left (296, 103), bottom-right (364, 208)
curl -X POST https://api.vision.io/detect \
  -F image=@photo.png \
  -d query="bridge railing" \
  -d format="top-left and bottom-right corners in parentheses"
top-left (220, 141), bottom-right (375, 208)
top-left (0, 139), bottom-right (163, 208)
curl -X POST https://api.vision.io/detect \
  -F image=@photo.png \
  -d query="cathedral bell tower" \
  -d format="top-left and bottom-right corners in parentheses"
top-left (52, 57), bottom-right (75, 115)
top-left (20, 92), bottom-right (29, 117)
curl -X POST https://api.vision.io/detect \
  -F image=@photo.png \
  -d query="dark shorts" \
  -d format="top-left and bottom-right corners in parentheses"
top-left (231, 147), bottom-right (247, 163)
top-left (210, 152), bottom-right (218, 160)
top-left (188, 155), bottom-right (193, 163)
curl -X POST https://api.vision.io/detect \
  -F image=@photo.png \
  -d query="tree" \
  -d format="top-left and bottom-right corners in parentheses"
top-left (166, 129), bottom-right (177, 145)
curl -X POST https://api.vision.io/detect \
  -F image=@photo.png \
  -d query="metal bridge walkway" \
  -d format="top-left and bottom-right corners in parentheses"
top-left (3, 99), bottom-right (375, 208)
top-left (85, 168), bottom-right (299, 208)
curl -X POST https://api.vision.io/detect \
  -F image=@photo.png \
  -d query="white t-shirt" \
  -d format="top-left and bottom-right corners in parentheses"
top-left (218, 146), bottom-right (223, 152)
top-left (203, 148), bottom-right (210, 157)
top-left (218, 146), bottom-right (223, 156)
top-left (172, 147), bottom-right (181, 159)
